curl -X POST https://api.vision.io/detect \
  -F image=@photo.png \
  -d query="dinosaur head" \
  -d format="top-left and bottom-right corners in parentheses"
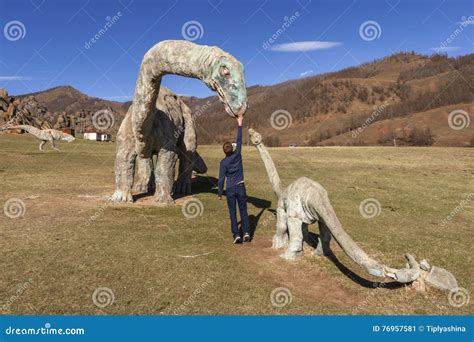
top-left (248, 128), bottom-right (262, 146)
top-left (206, 54), bottom-right (248, 118)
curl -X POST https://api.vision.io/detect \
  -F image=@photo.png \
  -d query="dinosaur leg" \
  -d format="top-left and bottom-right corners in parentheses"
top-left (51, 140), bottom-right (60, 151)
top-left (133, 157), bottom-right (153, 194)
top-left (281, 216), bottom-right (304, 260)
top-left (39, 140), bottom-right (46, 151)
top-left (314, 220), bottom-right (332, 256)
top-left (154, 148), bottom-right (177, 204)
top-left (272, 205), bottom-right (289, 249)
top-left (174, 148), bottom-right (193, 195)
top-left (110, 124), bottom-right (135, 203)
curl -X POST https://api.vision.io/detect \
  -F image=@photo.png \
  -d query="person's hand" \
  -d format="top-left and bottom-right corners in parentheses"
top-left (237, 115), bottom-right (243, 127)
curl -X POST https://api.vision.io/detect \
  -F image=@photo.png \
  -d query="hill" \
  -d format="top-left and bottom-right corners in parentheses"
top-left (3, 52), bottom-right (473, 146)
top-left (184, 52), bottom-right (473, 147)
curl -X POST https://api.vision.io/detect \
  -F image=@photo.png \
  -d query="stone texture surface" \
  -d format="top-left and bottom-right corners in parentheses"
top-left (1, 124), bottom-right (74, 151)
top-left (424, 266), bottom-right (458, 291)
top-left (111, 40), bottom-right (247, 204)
top-left (249, 128), bottom-right (429, 284)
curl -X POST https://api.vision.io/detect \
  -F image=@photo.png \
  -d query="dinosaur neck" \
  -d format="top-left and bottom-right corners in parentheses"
top-left (254, 141), bottom-right (283, 198)
top-left (131, 40), bottom-right (218, 148)
top-left (316, 198), bottom-right (420, 282)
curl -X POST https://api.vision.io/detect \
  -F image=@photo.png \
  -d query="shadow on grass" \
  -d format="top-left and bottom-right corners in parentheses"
top-left (189, 175), bottom-right (272, 238)
top-left (307, 230), bottom-right (406, 290)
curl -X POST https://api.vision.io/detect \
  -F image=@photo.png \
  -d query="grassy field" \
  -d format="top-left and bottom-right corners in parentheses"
top-left (0, 134), bottom-right (472, 315)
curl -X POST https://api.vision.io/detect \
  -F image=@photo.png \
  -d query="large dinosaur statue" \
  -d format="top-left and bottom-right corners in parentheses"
top-left (248, 128), bottom-right (459, 289)
top-left (1, 125), bottom-right (74, 151)
top-left (112, 87), bottom-right (206, 202)
top-left (111, 40), bottom-right (247, 203)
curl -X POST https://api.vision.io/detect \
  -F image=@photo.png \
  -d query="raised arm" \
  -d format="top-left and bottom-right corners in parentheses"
top-left (235, 116), bottom-right (243, 155)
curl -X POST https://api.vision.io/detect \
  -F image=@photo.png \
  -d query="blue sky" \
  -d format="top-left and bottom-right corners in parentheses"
top-left (0, 0), bottom-right (472, 101)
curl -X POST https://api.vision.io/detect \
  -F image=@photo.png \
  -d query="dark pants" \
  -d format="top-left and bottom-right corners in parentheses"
top-left (226, 184), bottom-right (250, 238)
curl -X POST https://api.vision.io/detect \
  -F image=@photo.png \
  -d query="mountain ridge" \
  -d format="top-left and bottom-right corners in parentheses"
top-left (5, 51), bottom-right (473, 147)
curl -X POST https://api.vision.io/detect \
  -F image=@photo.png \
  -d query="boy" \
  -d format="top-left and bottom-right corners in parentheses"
top-left (218, 116), bottom-right (250, 244)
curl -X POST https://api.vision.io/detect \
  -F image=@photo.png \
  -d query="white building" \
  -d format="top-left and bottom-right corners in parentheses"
top-left (83, 130), bottom-right (112, 142)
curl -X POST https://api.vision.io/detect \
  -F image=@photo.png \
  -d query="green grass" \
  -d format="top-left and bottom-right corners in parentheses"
top-left (0, 134), bottom-right (472, 315)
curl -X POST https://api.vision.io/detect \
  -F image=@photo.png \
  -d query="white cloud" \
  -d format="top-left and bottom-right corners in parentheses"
top-left (270, 41), bottom-right (342, 52)
top-left (299, 70), bottom-right (313, 77)
top-left (430, 46), bottom-right (460, 53)
top-left (0, 76), bottom-right (32, 81)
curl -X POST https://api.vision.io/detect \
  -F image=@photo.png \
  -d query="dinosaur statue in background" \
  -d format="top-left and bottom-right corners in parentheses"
top-left (1, 125), bottom-right (74, 151)
top-left (248, 128), bottom-right (459, 290)
top-left (113, 87), bottom-right (207, 202)
top-left (111, 40), bottom-right (247, 203)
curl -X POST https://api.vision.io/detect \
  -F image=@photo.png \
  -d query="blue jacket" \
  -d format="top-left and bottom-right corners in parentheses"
top-left (218, 126), bottom-right (244, 196)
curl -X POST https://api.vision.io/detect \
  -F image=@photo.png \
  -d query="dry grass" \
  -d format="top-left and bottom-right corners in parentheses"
top-left (0, 134), bottom-right (472, 315)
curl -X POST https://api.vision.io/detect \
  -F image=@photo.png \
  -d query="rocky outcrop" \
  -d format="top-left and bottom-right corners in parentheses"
top-left (0, 88), bottom-right (119, 135)
top-left (0, 89), bottom-right (52, 129)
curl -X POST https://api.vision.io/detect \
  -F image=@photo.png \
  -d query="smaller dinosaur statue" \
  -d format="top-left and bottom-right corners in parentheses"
top-left (248, 128), bottom-right (459, 290)
top-left (1, 125), bottom-right (75, 151)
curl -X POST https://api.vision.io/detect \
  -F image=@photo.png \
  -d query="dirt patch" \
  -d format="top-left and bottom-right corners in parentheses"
top-left (76, 193), bottom-right (194, 207)
top-left (236, 236), bottom-right (363, 307)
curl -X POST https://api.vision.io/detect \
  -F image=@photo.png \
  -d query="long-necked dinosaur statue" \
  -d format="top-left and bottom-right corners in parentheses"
top-left (111, 40), bottom-right (247, 203)
top-left (248, 128), bottom-right (458, 290)
top-left (114, 86), bottom-right (207, 202)
top-left (1, 125), bottom-right (74, 151)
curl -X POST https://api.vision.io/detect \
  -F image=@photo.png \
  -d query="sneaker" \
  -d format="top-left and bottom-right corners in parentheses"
top-left (243, 233), bottom-right (251, 242)
top-left (233, 236), bottom-right (242, 244)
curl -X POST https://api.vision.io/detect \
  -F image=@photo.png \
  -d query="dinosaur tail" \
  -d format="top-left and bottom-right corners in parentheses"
top-left (1, 125), bottom-right (45, 138)
top-left (1, 124), bottom-right (24, 131)
top-left (318, 199), bottom-right (420, 283)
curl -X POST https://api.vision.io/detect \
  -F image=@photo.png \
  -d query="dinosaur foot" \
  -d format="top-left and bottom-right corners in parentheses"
top-left (154, 193), bottom-right (175, 204)
top-left (313, 245), bottom-right (331, 257)
top-left (280, 249), bottom-right (303, 261)
top-left (133, 181), bottom-right (150, 195)
top-left (272, 234), bottom-right (289, 249)
top-left (109, 190), bottom-right (133, 203)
